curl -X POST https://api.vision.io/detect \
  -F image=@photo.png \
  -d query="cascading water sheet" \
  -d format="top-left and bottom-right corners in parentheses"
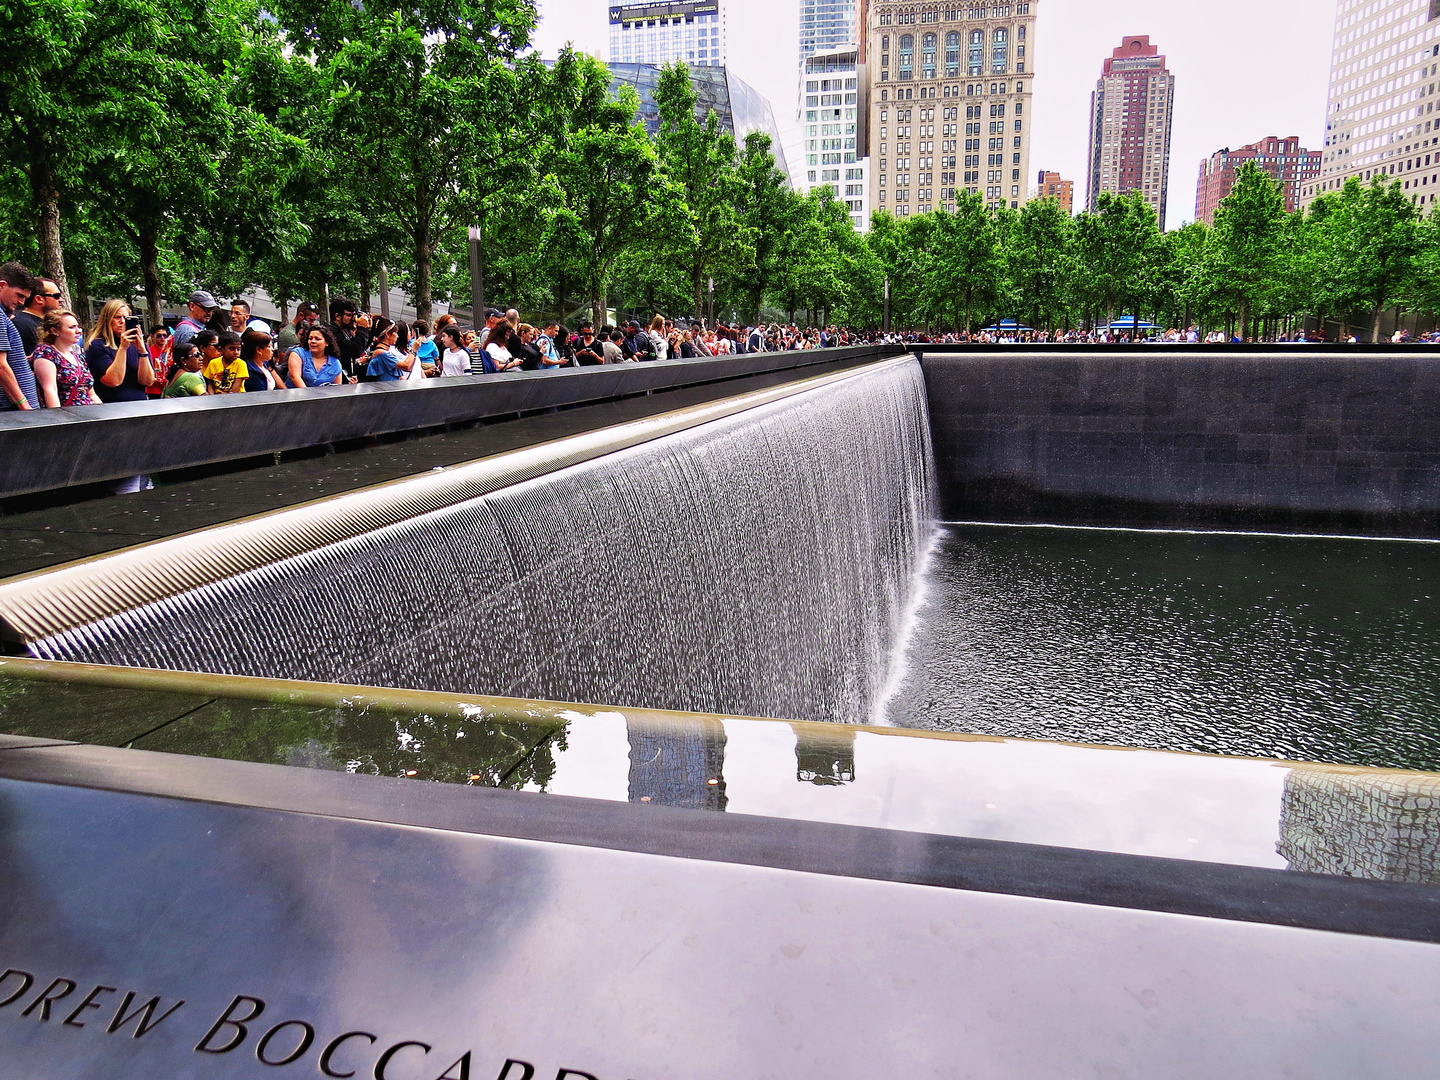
top-left (29, 359), bottom-right (934, 724)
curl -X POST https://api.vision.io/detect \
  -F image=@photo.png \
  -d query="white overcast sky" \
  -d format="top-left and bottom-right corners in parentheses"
top-left (529, 0), bottom-right (1337, 229)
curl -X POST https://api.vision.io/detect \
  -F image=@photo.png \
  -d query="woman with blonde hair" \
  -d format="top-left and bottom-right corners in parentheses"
top-left (84, 299), bottom-right (154, 403)
top-left (647, 314), bottom-right (668, 360)
top-left (32, 310), bottom-right (100, 407)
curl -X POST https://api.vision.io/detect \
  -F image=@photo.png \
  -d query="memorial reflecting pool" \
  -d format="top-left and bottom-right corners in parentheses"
top-left (886, 523), bottom-right (1440, 772)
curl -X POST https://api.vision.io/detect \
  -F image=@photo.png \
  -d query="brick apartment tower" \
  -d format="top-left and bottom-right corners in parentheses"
top-left (1195, 137), bottom-right (1321, 224)
top-left (1029, 169), bottom-right (1073, 214)
top-left (1085, 35), bottom-right (1175, 224)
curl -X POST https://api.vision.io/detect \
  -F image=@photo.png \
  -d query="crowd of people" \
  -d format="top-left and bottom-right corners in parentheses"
top-left (2, 259), bottom-right (1432, 416)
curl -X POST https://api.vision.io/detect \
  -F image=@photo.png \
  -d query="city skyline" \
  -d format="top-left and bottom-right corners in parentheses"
top-left (531, 0), bottom-right (1334, 229)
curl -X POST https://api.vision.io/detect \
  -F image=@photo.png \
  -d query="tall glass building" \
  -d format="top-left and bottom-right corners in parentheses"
top-left (608, 63), bottom-right (792, 179)
top-left (609, 1), bottom-right (727, 67)
top-left (799, 0), bottom-right (860, 67)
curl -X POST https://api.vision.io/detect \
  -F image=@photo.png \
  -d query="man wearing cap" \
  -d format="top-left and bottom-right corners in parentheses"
top-left (173, 290), bottom-right (218, 350)
top-left (621, 319), bottom-right (654, 361)
top-left (276, 302), bottom-right (320, 355)
top-left (476, 308), bottom-right (504, 350)
top-left (327, 299), bottom-right (371, 379)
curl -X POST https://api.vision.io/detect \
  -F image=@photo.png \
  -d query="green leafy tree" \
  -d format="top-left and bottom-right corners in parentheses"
top-left (915, 193), bottom-right (1002, 332)
top-left (1072, 191), bottom-right (1162, 330)
top-left (1004, 196), bottom-right (1072, 331)
top-left (285, 0), bottom-right (536, 322)
top-left (1313, 176), bottom-right (1421, 341)
top-left (1200, 162), bottom-right (1288, 340)
top-left (652, 63), bottom-right (752, 319)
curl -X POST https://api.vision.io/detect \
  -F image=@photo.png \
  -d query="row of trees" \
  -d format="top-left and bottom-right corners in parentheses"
top-left (2, 0), bottom-right (1435, 337)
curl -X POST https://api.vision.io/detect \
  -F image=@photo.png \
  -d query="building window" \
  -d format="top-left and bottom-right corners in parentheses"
top-left (991, 27), bottom-right (1008, 74)
top-left (945, 32), bottom-right (960, 77)
top-left (899, 34), bottom-right (914, 80)
top-left (968, 30), bottom-right (983, 76)
top-left (923, 33), bottom-right (937, 79)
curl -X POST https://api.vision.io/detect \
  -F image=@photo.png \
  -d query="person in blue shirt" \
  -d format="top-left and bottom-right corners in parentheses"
top-left (411, 320), bottom-right (439, 376)
top-left (285, 325), bottom-right (352, 387)
top-left (363, 317), bottom-right (420, 382)
top-left (0, 261), bottom-right (40, 409)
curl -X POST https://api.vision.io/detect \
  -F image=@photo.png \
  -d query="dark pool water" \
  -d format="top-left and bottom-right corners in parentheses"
top-left (885, 524), bottom-right (1440, 771)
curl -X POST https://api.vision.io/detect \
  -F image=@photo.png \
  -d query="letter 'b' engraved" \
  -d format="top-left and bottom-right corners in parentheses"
top-left (320, 1031), bottom-right (378, 1078)
top-left (0, 970), bottom-right (35, 1009)
top-left (195, 995), bottom-right (266, 1054)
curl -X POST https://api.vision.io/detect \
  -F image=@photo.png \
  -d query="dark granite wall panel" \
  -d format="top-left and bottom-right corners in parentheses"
top-left (0, 346), bottom-right (894, 499)
top-left (922, 351), bottom-right (1440, 531)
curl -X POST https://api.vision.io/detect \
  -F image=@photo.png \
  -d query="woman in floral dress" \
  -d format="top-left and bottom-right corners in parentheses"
top-left (32, 310), bottom-right (100, 407)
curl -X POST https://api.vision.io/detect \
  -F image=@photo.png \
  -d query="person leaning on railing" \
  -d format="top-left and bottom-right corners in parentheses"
top-left (287, 324), bottom-right (353, 387)
top-left (31, 310), bottom-right (100, 407)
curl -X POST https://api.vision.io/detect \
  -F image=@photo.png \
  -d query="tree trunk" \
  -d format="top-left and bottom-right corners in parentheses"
top-left (361, 270), bottom-right (373, 314)
top-left (71, 259), bottom-right (92, 331)
top-left (693, 266), bottom-right (704, 324)
top-left (1373, 305), bottom-right (1385, 344)
top-left (32, 156), bottom-right (70, 310)
top-left (139, 225), bottom-right (163, 332)
top-left (414, 235), bottom-right (433, 324)
top-left (1239, 299), bottom-right (1249, 343)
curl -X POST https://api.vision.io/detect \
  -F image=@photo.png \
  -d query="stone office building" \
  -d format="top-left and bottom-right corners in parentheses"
top-left (1304, 0), bottom-right (1440, 211)
top-left (867, 1), bottom-right (1039, 218)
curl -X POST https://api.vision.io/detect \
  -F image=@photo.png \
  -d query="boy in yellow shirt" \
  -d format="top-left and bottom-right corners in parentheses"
top-left (202, 332), bottom-right (249, 393)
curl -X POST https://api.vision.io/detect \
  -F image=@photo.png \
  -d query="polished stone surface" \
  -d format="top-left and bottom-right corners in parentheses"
top-left (8, 662), bottom-right (1440, 887)
top-left (1, 772), bottom-right (1438, 1079)
top-left (921, 350), bottom-right (1440, 532)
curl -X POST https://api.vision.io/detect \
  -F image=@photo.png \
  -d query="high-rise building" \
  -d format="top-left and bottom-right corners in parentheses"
top-left (866, 1), bottom-right (1040, 219)
top-left (1029, 169), bottom-right (1073, 214)
top-left (801, 47), bottom-right (869, 231)
top-left (608, 1), bottom-right (727, 67)
top-left (1195, 137), bottom-right (1321, 224)
top-left (1085, 36), bottom-right (1175, 225)
top-left (1304, 0), bottom-right (1440, 212)
top-left (799, 0), bottom-right (860, 68)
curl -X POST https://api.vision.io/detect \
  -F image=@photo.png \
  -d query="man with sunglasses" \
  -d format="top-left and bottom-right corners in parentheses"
top-left (13, 278), bottom-right (62, 357)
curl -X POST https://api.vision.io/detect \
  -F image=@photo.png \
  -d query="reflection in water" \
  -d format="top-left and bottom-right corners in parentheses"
top-left (1278, 766), bottom-right (1440, 884)
top-left (887, 525), bottom-right (1440, 770)
top-left (628, 718), bottom-right (727, 810)
top-left (792, 724), bottom-right (856, 786)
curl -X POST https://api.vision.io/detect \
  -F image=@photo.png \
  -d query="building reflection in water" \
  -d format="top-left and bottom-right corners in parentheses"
top-left (1277, 765), bottom-right (1440, 884)
top-left (792, 724), bottom-right (856, 786)
top-left (627, 718), bottom-right (727, 810)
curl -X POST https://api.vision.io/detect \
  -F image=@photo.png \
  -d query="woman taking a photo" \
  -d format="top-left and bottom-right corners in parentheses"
top-left (84, 299), bottom-right (154, 403)
top-left (287, 324), bottom-right (352, 387)
top-left (32, 310), bottom-right (100, 407)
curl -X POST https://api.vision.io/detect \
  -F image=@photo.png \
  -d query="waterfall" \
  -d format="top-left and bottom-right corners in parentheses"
top-left (29, 358), bottom-right (935, 724)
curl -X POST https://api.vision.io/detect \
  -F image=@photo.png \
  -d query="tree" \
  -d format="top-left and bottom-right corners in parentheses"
top-left (1004, 196), bottom-right (1073, 331)
top-left (541, 55), bottom-right (673, 325)
top-left (653, 63), bottom-right (752, 319)
top-left (0, 0), bottom-right (175, 306)
top-left (1314, 176), bottom-right (1421, 341)
top-left (1072, 191), bottom-right (1162, 329)
top-left (915, 194), bottom-right (1002, 332)
top-left (1200, 162), bottom-right (1287, 340)
top-left (731, 132), bottom-right (797, 324)
top-left (285, 0), bottom-right (536, 322)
